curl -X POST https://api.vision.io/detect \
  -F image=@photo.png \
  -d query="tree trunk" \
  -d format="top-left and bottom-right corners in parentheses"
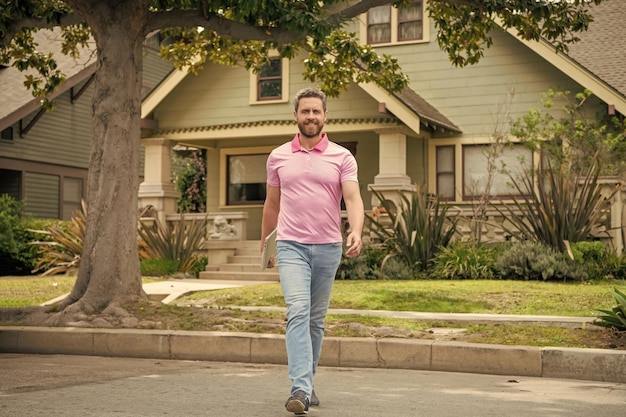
top-left (54, 0), bottom-right (151, 322)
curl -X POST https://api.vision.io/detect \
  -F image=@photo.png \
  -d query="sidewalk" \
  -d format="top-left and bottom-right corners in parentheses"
top-left (2, 279), bottom-right (624, 385)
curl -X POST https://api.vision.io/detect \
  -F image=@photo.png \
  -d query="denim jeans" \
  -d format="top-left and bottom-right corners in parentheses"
top-left (276, 240), bottom-right (343, 398)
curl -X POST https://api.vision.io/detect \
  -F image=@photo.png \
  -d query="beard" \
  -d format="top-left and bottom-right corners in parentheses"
top-left (298, 121), bottom-right (323, 138)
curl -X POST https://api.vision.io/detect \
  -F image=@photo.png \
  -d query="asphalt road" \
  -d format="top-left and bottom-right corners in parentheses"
top-left (1, 354), bottom-right (624, 417)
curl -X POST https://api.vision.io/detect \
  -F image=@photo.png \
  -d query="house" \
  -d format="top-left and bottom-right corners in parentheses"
top-left (2, 2), bottom-right (624, 256)
top-left (0, 32), bottom-right (174, 220)
top-left (140, 1), bottom-right (626, 251)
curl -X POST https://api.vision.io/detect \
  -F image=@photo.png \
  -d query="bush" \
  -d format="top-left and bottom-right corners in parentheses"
top-left (138, 214), bottom-right (207, 273)
top-left (336, 244), bottom-right (386, 280)
top-left (377, 256), bottom-right (416, 280)
top-left (431, 242), bottom-right (498, 280)
top-left (191, 256), bottom-right (208, 278)
top-left (367, 185), bottom-right (459, 272)
top-left (570, 241), bottom-right (626, 280)
top-left (140, 258), bottom-right (179, 277)
top-left (496, 241), bottom-right (587, 282)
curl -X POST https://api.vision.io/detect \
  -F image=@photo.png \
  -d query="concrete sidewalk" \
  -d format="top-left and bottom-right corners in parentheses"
top-left (3, 279), bottom-right (623, 385)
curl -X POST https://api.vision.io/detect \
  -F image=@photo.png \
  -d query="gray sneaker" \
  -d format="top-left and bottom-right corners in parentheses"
top-left (285, 390), bottom-right (309, 415)
top-left (310, 389), bottom-right (320, 407)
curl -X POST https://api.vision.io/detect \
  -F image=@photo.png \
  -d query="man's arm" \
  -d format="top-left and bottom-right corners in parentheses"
top-left (260, 184), bottom-right (280, 254)
top-left (341, 180), bottom-right (364, 258)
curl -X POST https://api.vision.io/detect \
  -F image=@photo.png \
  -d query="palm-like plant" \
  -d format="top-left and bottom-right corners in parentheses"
top-left (30, 200), bottom-right (86, 276)
top-left (138, 214), bottom-right (207, 273)
top-left (595, 287), bottom-right (626, 332)
top-left (494, 155), bottom-right (622, 253)
top-left (367, 186), bottom-right (459, 272)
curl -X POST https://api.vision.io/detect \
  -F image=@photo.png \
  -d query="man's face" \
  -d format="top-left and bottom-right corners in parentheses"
top-left (294, 97), bottom-right (327, 139)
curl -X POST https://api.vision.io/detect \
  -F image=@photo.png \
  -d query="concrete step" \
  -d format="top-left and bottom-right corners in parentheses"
top-left (228, 255), bottom-right (259, 264)
top-left (219, 263), bottom-right (270, 273)
top-left (199, 270), bottom-right (279, 281)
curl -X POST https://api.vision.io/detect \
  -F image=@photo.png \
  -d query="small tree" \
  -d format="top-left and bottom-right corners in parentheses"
top-left (174, 149), bottom-right (207, 213)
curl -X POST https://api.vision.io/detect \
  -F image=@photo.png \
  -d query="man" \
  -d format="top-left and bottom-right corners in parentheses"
top-left (260, 87), bottom-right (364, 415)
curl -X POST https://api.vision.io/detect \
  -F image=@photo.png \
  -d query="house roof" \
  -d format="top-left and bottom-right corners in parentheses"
top-left (0, 29), bottom-right (96, 131)
top-left (564, 0), bottom-right (626, 100)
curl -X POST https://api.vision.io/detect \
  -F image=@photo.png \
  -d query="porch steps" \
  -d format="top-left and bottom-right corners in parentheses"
top-left (199, 240), bottom-right (279, 282)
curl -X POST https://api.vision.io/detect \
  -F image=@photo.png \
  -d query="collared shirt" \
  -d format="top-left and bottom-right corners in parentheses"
top-left (266, 133), bottom-right (359, 244)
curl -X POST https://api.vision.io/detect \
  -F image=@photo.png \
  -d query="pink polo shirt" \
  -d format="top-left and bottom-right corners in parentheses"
top-left (266, 133), bottom-right (359, 244)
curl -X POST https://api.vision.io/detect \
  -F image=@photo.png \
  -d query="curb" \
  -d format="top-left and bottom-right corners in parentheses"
top-left (1, 326), bottom-right (625, 383)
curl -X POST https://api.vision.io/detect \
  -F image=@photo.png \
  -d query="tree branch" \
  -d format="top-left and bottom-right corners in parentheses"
top-left (0, 14), bottom-right (85, 47)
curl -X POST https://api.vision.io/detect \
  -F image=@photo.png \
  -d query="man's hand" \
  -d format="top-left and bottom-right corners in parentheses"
top-left (344, 231), bottom-right (362, 258)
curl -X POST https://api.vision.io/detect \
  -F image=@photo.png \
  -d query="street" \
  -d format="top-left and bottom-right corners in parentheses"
top-left (1, 354), bottom-right (624, 416)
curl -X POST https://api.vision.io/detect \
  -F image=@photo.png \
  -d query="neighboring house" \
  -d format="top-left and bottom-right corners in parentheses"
top-left (0, 32), bottom-right (173, 220)
top-left (140, 1), bottom-right (626, 250)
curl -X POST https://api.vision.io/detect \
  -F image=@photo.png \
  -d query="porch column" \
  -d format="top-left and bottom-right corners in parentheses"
top-left (368, 129), bottom-right (416, 209)
top-left (138, 137), bottom-right (179, 223)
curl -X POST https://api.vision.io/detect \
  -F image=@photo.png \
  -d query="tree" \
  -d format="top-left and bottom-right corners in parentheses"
top-left (0, 0), bottom-right (607, 326)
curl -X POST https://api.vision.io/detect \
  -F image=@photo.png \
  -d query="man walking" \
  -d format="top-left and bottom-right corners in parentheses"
top-left (260, 87), bottom-right (364, 414)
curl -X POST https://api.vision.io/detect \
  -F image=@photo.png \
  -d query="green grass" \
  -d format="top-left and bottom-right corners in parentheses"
top-left (174, 279), bottom-right (622, 317)
top-left (0, 275), bottom-right (165, 307)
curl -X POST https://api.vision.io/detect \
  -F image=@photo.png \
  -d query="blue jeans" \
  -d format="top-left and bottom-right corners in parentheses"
top-left (276, 240), bottom-right (343, 399)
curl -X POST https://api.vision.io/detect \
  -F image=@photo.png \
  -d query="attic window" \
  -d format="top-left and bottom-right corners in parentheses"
top-left (1, 127), bottom-right (13, 141)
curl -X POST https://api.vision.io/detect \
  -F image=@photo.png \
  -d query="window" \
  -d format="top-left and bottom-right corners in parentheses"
top-left (62, 177), bottom-right (83, 220)
top-left (366, 1), bottom-right (424, 45)
top-left (462, 144), bottom-right (533, 199)
top-left (258, 58), bottom-right (282, 101)
top-left (227, 154), bottom-right (268, 205)
top-left (1, 127), bottom-right (13, 142)
top-left (249, 57), bottom-right (289, 104)
top-left (436, 146), bottom-right (455, 200)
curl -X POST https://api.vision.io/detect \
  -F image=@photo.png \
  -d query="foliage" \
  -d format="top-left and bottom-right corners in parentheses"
top-left (138, 215), bottom-right (207, 273)
top-left (191, 255), bottom-right (208, 278)
top-left (571, 241), bottom-right (626, 281)
top-left (496, 241), bottom-right (587, 282)
top-left (0, 194), bottom-right (22, 257)
top-left (367, 186), bottom-right (459, 272)
top-left (595, 287), bottom-right (626, 332)
top-left (511, 89), bottom-right (626, 179)
top-left (494, 154), bottom-right (621, 254)
top-left (174, 149), bottom-right (207, 213)
top-left (30, 201), bottom-right (86, 276)
top-left (429, 0), bottom-right (605, 67)
top-left (377, 256), bottom-right (416, 280)
top-left (431, 242), bottom-right (498, 280)
top-left (336, 244), bottom-right (386, 280)
top-left (12, 217), bottom-right (61, 273)
top-left (140, 258), bottom-right (179, 277)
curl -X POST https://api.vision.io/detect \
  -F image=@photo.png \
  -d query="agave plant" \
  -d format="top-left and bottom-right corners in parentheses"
top-left (367, 186), bottom-right (459, 272)
top-left (30, 200), bottom-right (87, 276)
top-left (138, 214), bottom-right (207, 273)
top-left (494, 155), bottom-right (622, 253)
top-left (595, 287), bottom-right (626, 332)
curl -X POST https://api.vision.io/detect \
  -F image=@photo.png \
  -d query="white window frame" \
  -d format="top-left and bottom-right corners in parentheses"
top-left (429, 138), bottom-right (536, 202)
top-left (359, 1), bottom-right (429, 46)
top-left (249, 56), bottom-right (290, 105)
top-left (219, 146), bottom-right (276, 207)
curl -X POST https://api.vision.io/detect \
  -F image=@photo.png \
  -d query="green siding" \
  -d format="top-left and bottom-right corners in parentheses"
top-left (24, 171), bottom-right (60, 218)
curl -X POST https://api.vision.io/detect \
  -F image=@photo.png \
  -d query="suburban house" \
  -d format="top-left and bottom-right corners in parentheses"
top-left (2, 1), bottom-right (625, 276)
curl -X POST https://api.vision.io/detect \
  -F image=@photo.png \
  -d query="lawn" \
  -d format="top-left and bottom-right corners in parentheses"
top-left (1, 275), bottom-right (625, 350)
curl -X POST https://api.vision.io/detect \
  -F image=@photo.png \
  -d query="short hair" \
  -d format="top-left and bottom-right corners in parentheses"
top-left (293, 87), bottom-right (327, 112)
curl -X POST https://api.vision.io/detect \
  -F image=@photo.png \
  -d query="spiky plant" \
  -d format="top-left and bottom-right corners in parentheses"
top-left (595, 287), bottom-right (626, 332)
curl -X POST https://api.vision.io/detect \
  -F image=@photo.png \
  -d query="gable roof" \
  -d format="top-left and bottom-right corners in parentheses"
top-left (502, 0), bottom-right (626, 115)
top-left (0, 29), bottom-right (96, 132)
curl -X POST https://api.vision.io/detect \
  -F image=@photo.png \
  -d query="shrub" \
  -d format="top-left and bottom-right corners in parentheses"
top-left (138, 214), bottom-right (207, 273)
top-left (496, 241), bottom-right (587, 282)
top-left (336, 244), bottom-right (386, 280)
top-left (431, 242), bottom-right (498, 280)
top-left (30, 202), bottom-right (86, 276)
top-left (494, 155), bottom-right (621, 254)
top-left (191, 256), bottom-right (208, 278)
top-left (367, 186), bottom-right (459, 272)
top-left (570, 241), bottom-right (626, 280)
top-left (140, 258), bottom-right (179, 277)
top-left (595, 287), bottom-right (626, 331)
top-left (376, 256), bottom-right (416, 280)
